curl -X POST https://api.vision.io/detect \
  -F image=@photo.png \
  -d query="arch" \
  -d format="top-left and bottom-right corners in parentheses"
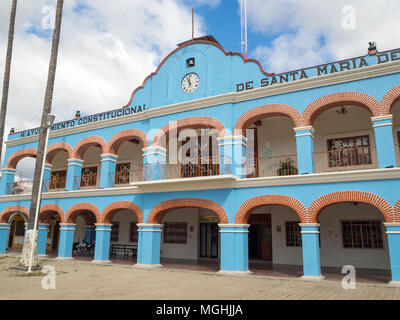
top-left (6, 148), bottom-right (37, 169)
top-left (380, 84), bottom-right (400, 115)
top-left (234, 104), bottom-right (303, 135)
top-left (235, 195), bottom-right (307, 224)
top-left (152, 117), bottom-right (226, 147)
top-left (0, 205), bottom-right (29, 223)
top-left (65, 203), bottom-right (101, 225)
top-left (393, 200), bottom-right (400, 223)
top-left (307, 191), bottom-right (394, 223)
top-left (147, 198), bottom-right (228, 224)
top-left (46, 142), bottom-right (73, 164)
top-left (72, 136), bottom-right (107, 159)
top-left (39, 204), bottom-right (65, 224)
top-left (101, 201), bottom-right (143, 224)
top-left (105, 129), bottom-right (148, 154)
top-left (302, 92), bottom-right (381, 126)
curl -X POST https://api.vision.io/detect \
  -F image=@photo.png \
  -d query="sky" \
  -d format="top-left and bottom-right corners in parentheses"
top-left (1, 0), bottom-right (400, 178)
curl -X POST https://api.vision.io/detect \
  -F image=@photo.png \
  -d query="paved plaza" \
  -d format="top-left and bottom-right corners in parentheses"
top-left (0, 255), bottom-right (399, 300)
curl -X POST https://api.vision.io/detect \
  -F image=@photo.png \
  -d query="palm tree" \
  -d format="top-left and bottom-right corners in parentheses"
top-left (0, 0), bottom-right (18, 170)
top-left (20, 0), bottom-right (64, 268)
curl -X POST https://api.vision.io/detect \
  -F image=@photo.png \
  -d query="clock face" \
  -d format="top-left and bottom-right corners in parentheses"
top-left (181, 73), bottom-right (199, 93)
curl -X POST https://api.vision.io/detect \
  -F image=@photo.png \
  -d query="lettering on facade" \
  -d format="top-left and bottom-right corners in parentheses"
top-left (18, 105), bottom-right (148, 138)
top-left (236, 49), bottom-right (400, 92)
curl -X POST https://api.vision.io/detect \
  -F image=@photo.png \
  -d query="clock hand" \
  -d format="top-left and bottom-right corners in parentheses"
top-left (188, 77), bottom-right (191, 86)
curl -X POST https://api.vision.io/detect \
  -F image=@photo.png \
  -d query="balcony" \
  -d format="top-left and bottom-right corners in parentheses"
top-left (111, 156), bottom-right (230, 185)
top-left (246, 154), bottom-right (298, 178)
top-left (314, 145), bottom-right (378, 173)
top-left (6, 179), bottom-right (64, 195)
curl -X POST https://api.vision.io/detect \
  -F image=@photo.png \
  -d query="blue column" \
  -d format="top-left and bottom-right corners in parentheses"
top-left (100, 154), bottom-right (118, 189)
top-left (218, 136), bottom-right (247, 178)
top-left (84, 225), bottom-right (96, 243)
top-left (218, 224), bottom-right (251, 274)
top-left (65, 159), bottom-right (83, 191)
top-left (142, 147), bottom-right (166, 181)
top-left (0, 168), bottom-right (16, 195)
top-left (42, 164), bottom-right (52, 192)
top-left (37, 224), bottom-right (49, 256)
top-left (93, 224), bottom-right (112, 263)
top-left (57, 224), bottom-right (76, 259)
top-left (300, 223), bottom-right (323, 280)
top-left (135, 224), bottom-right (163, 267)
top-left (385, 223), bottom-right (400, 285)
top-left (295, 126), bottom-right (315, 174)
top-left (0, 224), bottom-right (10, 255)
top-left (372, 116), bottom-right (397, 168)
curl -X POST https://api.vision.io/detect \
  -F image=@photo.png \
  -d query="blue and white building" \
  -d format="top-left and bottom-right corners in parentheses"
top-left (0, 36), bottom-right (400, 284)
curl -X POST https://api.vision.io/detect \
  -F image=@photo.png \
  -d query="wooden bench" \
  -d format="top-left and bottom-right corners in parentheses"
top-left (110, 244), bottom-right (137, 259)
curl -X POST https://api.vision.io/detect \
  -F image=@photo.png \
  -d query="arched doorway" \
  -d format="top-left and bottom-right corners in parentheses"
top-left (7, 213), bottom-right (27, 250)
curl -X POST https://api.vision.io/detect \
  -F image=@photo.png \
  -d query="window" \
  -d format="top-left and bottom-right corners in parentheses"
top-left (130, 222), bottom-right (138, 242)
top-left (285, 221), bottom-right (302, 247)
top-left (327, 135), bottom-right (371, 167)
top-left (342, 221), bottom-right (383, 249)
top-left (110, 222), bottom-right (119, 242)
top-left (115, 163), bottom-right (131, 184)
top-left (49, 170), bottom-right (67, 190)
top-left (80, 166), bottom-right (98, 187)
top-left (163, 222), bottom-right (187, 244)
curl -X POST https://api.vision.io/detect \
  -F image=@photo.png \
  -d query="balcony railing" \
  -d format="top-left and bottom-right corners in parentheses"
top-left (246, 154), bottom-right (298, 178)
top-left (111, 156), bottom-right (230, 185)
top-left (7, 180), bottom-right (53, 195)
top-left (314, 145), bottom-right (378, 173)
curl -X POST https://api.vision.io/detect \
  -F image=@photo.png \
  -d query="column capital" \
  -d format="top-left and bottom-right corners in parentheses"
top-left (1, 168), bottom-right (16, 173)
top-left (294, 126), bottom-right (315, 133)
top-left (371, 115), bottom-right (393, 122)
top-left (44, 163), bottom-right (52, 170)
top-left (299, 223), bottom-right (320, 227)
top-left (218, 135), bottom-right (247, 146)
top-left (137, 223), bottom-right (163, 228)
top-left (67, 158), bottom-right (84, 165)
top-left (142, 146), bottom-right (167, 155)
top-left (101, 153), bottom-right (118, 160)
top-left (0, 223), bottom-right (10, 229)
top-left (218, 224), bottom-right (250, 228)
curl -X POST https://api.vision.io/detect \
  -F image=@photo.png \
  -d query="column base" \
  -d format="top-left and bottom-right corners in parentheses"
top-left (217, 270), bottom-right (253, 276)
top-left (300, 275), bottom-right (325, 281)
top-left (92, 260), bottom-right (112, 265)
top-left (134, 263), bottom-right (164, 269)
top-left (388, 281), bottom-right (400, 287)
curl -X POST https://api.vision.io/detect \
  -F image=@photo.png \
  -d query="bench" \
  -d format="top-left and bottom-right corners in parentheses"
top-left (111, 244), bottom-right (137, 259)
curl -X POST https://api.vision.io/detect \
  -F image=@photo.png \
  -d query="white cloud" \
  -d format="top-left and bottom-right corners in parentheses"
top-left (0, 0), bottom-right (206, 176)
top-left (243, 0), bottom-right (400, 73)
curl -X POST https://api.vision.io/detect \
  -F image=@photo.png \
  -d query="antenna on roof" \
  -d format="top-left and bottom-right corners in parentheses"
top-left (192, 7), bottom-right (195, 41)
top-left (240, 0), bottom-right (248, 58)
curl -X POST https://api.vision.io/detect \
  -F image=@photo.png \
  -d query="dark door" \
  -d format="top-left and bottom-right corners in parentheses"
top-left (200, 223), bottom-right (218, 258)
top-left (8, 220), bottom-right (15, 248)
top-left (52, 221), bottom-right (60, 250)
top-left (249, 224), bottom-right (261, 259)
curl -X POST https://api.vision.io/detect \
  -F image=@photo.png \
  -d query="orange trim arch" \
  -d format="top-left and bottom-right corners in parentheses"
top-left (394, 200), bottom-right (400, 222)
top-left (234, 104), bottom-right (303, 135)
top-left (380, 84), bottom-right (400, 115)
top-left (235, 195), bottom-right (307, 224)
top-left (72, 136), bottom-right (107, 159)
top-left (39, 204), bottom-right (65, 223)
top-left (46, 142), bottom-right (73, 164)
top-left (101, 201), bottom-right (143, 224)
top-left (307, 191), bottom-right (395, 223)
top-left (152, 117), bottom-right (226, 147)
top-left (105, 129), bottom-right (148, 154)
top-left (65, 203), bottom-right (101, 224)
top-left (6, 148), bottom-right (37, 169)
top-left (0, 205), bottom-right (29, 223)
top-left (302, 92), bottom-right (381, 126)
top-left (147, 198), bottom-right (228, 224)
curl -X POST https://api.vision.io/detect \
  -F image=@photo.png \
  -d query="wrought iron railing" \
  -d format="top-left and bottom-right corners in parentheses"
top-left (111, 156), bottom-right (231, 185)
top-left (7, 180), bottom-right (50, 195)
top-left (314, 145), bottom-right (378, 173)
top-left (246, 153), bottom-right (298, 178)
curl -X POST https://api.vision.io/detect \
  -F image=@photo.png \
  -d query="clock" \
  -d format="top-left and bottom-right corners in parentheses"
top-left (181, 73), bottom-right (199, 93)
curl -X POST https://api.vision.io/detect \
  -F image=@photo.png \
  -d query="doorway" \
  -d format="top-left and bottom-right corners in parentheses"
top-left (249, 214), bottom-right (272, 261)
top-left (200, 223), bottom-right (218, 258)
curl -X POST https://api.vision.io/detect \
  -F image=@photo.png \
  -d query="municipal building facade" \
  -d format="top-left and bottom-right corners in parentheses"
top-left (0, 36), bottom-right (400, 284)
